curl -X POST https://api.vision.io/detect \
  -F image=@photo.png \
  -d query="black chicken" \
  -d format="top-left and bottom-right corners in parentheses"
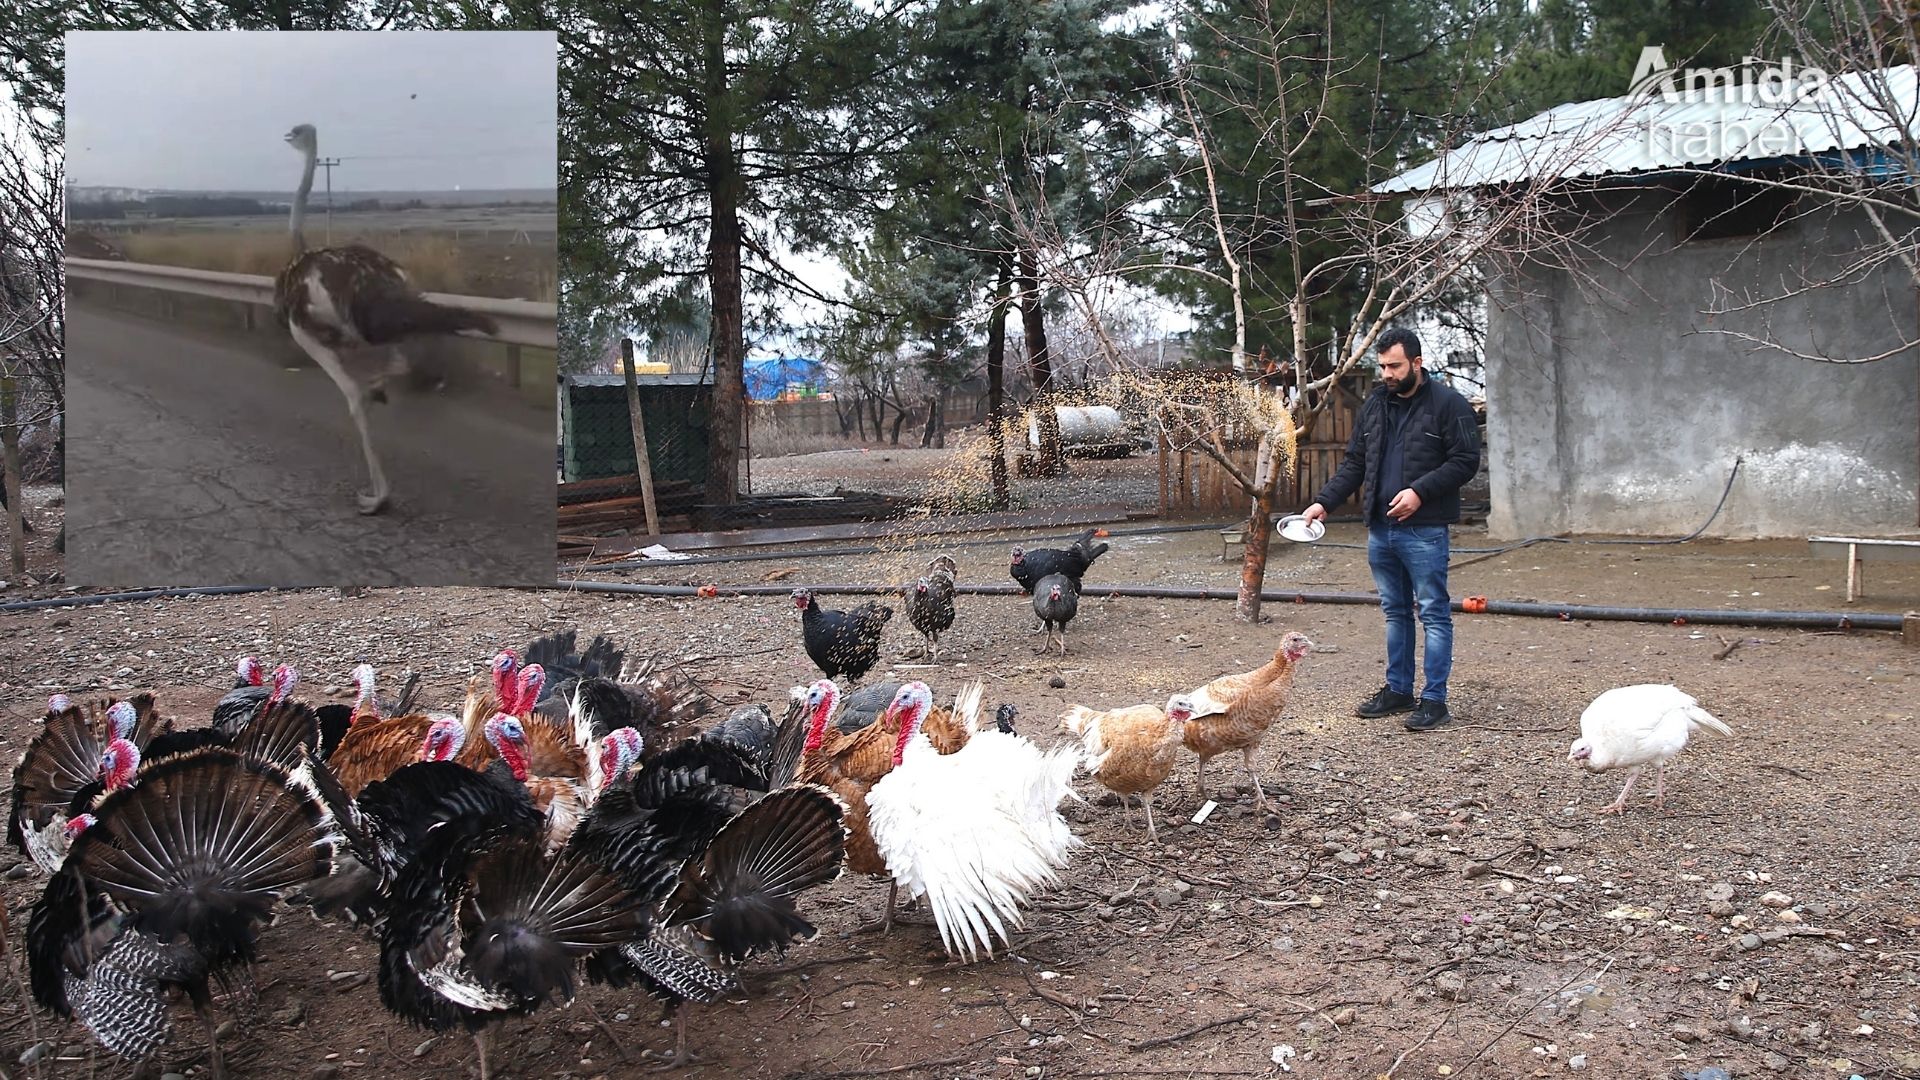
top-left (1032, 572), bottom-right (1079, 655)
top-left (1009, 527), bottom-right (1111, 595)
top-left (27, 747), bottom-right (335, 1078)
top-left (568, 700), bottom-right (845, 1066)
top-left (793, 588), bottom-right (893, 684)
top-left (8, 695), bottom-right (172, 873)
top-left (523, 629), bottom-right (714, 742)
top-left (904, 559), bottom-right (957, 661)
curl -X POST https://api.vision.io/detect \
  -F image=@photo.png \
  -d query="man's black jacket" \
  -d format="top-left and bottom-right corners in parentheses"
top-left (1314, 374), bottom-right (1481, 527)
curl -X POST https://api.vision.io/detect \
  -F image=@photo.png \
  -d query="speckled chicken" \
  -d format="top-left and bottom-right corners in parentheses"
top-left (1180, 632), bottom-right (1314, 812)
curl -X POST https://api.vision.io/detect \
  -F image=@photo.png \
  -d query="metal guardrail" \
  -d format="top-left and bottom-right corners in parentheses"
top-left (66, 257), bottom-right (557, 349)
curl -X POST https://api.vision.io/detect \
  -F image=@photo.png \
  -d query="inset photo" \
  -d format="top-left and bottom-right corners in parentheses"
top-left (64, 30), bottom-right (558, 587)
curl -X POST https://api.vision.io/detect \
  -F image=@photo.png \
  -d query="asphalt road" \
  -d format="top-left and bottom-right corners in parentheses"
top-left (67, 303), bottom-right (555, 587)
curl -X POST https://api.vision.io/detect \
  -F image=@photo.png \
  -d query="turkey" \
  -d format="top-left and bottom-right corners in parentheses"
top-left (866, 682), bottom-right (1083, 961)
top-left (521, 629), bottom-right (715, 740)
top-left (1061, 695), bottom-right (1196, 842)
top-left (904, 557), bottom-right (957, 661)
top-left (1568, 684), bottom-right (1733, 814)
top-left (1009, 527), bottom-right (1109, 595)
top-left (27, 747), bottom-right (336, 1077)
top-left (829, 680), bottom-right (1017, 746)
top-left (210, 659), bottom-right (298, 737)
top-left (568, 706), bottom-right (846, 1067)
top-left (1031, 573), bottom-right (1078, 656)
top-left (9, 695), bottom-right (172, 874)
top-left (793, 588), bottom-right (894, 684)
top-left (376, 810), bottom-right (647, 1080)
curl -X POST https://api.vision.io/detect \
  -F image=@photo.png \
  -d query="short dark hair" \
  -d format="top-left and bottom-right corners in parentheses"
top-left (1375, 327), bottom-right (1422, 362)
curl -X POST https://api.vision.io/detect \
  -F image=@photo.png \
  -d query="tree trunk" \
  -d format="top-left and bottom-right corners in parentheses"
top-left (1, 377), bottom-right (25, 575)
top-left (889, 404), bottom-right (909, 445)
top-left (920, 395), bottom-right (939, 448)
top-left (1235, 488), bottom-right (1274, 622)
top-left (1017, 247), bottom-right (1063, 476)
top-left (702, 0), bottom-right (745, 507)
top-left (986, 260), bottom-right (1011, 510)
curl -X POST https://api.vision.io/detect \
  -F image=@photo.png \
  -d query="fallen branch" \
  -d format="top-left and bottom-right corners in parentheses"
top-left (1737, 926), bottom-right (1845, 950)
top-left (1125, 1009), bottom-right (1257, 1053)
top-left (1755, 763), bottom-right (1812, 781)
top-left (1454, 955), bottom-right (1616, 1075)
top-left (1713, 634), bottom-right (1746, 661)
top-left (1384, 1008), bottom-right (1454, 1078)
top-left (789, 1051), bottom-right (981, 1079)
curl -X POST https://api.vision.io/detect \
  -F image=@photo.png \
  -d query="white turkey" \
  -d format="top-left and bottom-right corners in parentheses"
top-left (1567, 684), bottom-right (1732, 814)
top-left (866, 681), bottom-right (1082, 962)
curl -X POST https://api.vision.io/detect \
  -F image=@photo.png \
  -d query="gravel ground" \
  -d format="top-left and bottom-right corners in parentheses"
top-left (0, 528), bottom-right (1916, 1079)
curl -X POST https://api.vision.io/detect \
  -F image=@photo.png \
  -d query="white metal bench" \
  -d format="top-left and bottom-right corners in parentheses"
top-left (1807, 536), bottom-right (1920, 602)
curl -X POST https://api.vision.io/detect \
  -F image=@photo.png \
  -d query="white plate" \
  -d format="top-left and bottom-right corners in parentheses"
top-left (1278, 514), bottom-right (1325, 543)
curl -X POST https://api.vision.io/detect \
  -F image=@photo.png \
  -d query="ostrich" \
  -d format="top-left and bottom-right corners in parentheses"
top-left (272, 124), bottom-right (498, 514)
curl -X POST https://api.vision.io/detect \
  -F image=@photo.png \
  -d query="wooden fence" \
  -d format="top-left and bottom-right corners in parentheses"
top-left (1162, 382), bottom-right (1363, 517)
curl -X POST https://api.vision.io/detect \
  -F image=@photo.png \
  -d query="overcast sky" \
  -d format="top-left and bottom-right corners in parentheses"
top-left (65, 31), bottom-right (556, 192)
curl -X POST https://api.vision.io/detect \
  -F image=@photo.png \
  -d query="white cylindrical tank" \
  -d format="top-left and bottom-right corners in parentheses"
top-left (1028, 404), bottom-right (1128, 451)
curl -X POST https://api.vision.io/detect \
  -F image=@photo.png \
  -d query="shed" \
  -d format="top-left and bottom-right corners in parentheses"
top-left (559, 373), bottom-right (711, 485)
top-left (1377, 63), bottom-right (1920, 538)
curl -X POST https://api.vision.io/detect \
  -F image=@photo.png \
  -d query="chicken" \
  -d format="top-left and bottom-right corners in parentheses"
top-left (1061, 695), bottom-right (1196, 841)
top-left (1568, 684), bottom-right (1733, 814)
top-left (1032, 573), bottom-right (1078, 655)
top-left (1009, 527), bottom-right (1109, 595)
top-left (9, 695), bottom-right (171, 873)
top-left (1180, 631), bottom-right (1314, 812)
top-left (792, 588), bottom-right (894, 683)
top-left (866, 682), bottom-right (1083, 961)
top-left (905, 558), bottom-right (957, 660)
top-left (28, 747), bottom-right (336, 1078)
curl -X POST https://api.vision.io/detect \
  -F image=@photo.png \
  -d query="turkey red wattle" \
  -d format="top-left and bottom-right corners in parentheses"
top-left (802, 679), bottom-right (841, 752)
top-left (484, 715), bottom-right (531, 781)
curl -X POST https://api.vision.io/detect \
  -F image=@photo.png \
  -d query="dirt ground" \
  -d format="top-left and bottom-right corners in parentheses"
top-left (1, 523), bottom-right (1918, 1080)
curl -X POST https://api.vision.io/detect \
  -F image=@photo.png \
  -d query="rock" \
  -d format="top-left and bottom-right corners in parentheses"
top-left (1150, 886), bottom-right (1184, 908)
top-left (1046, 675), bottom-right (1067, 689)
top-left (312, 1067), bottom-right (341, 1080)
top-left (1412, 849), bottom-right (1445, 869)
top-left (1764, 1052), bottom-right (1790, 1071)
top-left (1705, 882), bottom-right (1736, 902)
top-left (17, 1043), bottom-right (52, 1067)
top-left (1683, 1069), bottom-right (1732, 1080)
top-left (1094, 904), bottom-right (1117, 921)
top-left (5, 862), bottom-right (34, 880)
top-left (1169, 879), bottom-right (1193, 897)
top-left (161, 1074), bottom-right (186, 1080)
top-left (1671, 1025), bottom-right (1701, 1043)
top-left (1759, 890), bottom-right (1793, 908)
top-left (1708, 900), bottom-right (1737, 917)
top-left (1737, 933), bottom-right (1765, 951)
top-left (1333, 850), bottom-right (1364, 866)
top-left (273, 1002), bottom-right (306, 1027)
top-left (1463, 861), bottom-right (1490, 879)
top-left (528, 1036), bottom-right (554, 1055)
top-left (1775, 909), bottom-right (1803, 924)
top-left (1331, 1007), bottom-right (1357, 1025)
top-left (1434, 971), bottom-right (1468, 1001)
top-left (415, 1038), bottom-right (438, 1057)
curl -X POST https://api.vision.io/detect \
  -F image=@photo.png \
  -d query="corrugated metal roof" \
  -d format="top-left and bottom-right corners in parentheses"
top-left (1374, 65), bottom-right (1918, 193)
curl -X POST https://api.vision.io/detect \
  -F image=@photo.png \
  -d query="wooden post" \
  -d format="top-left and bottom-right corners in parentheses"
top-left (620, 339), bottom-right (661, 538)
top-left (1157, 427), bottom-right (1169, 517)
top-left (1, 377), bottom-right (25, 574)
top-left (1903, 612), bottom-right (1919, 648)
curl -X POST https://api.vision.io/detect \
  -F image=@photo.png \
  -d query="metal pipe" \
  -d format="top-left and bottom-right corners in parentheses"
top-left (0, 585), bottom-right (274, 613)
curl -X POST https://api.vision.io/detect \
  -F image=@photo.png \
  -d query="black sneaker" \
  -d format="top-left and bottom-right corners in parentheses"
top-left (1404, 699), bottom-right (1452, 731)
top-left (1354, 686), bottom-right (1417, 718)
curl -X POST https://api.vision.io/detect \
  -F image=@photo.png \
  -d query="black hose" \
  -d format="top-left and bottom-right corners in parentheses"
top-left (0, 585), bottom-right (274, 612)
top-left (552, 580), bottom-right (1904, 632)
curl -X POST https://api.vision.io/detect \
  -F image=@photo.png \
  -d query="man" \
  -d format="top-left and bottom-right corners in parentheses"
top-left (1301, 327), bottom-right (1479, 731)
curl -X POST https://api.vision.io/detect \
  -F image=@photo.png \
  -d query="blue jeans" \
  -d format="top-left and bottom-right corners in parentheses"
top-left (1367, 523), bottom-right (1453, 702)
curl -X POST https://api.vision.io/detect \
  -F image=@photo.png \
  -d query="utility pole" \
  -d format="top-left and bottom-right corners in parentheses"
top-left (317, 156), bottom-right (341, 243)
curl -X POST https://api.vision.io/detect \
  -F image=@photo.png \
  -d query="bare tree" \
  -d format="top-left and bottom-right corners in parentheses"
top-left (1004, 0), bottom-right (1632, 621)
top-left (0, 104), bottom-right (62, 568)
top-left (1673, 1), bottom-right (1920, 363)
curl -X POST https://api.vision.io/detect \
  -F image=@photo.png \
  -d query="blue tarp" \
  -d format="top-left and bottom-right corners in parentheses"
top-left (743, 357), bottom-right (826, 401)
